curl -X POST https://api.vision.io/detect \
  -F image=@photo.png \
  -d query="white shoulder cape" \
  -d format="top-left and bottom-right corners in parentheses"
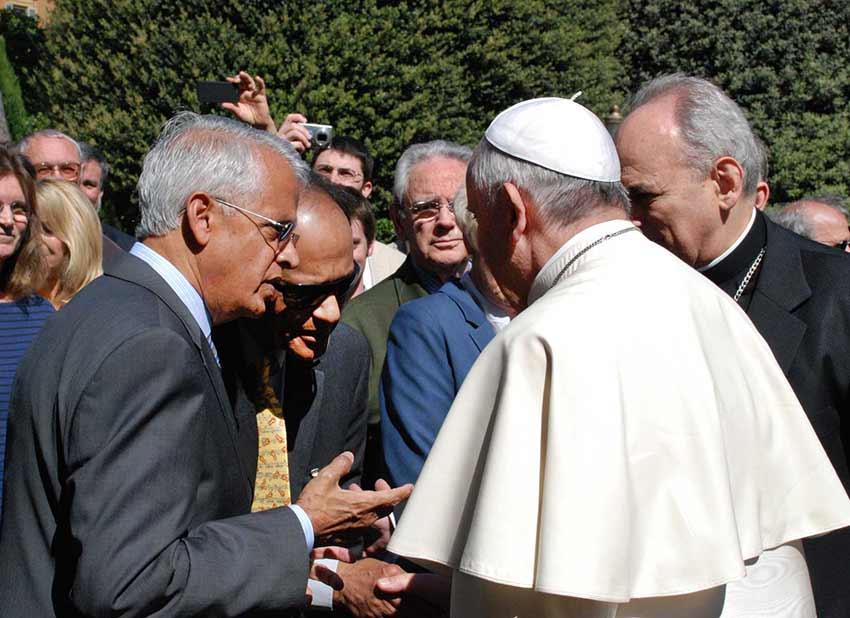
top-left (388, 220), bottom-right (850, 602)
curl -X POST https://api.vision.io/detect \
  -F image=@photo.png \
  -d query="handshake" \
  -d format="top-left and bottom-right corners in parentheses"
top-left (295, 452), bottom-right (448, 617)
top-left (214, 71), bottom-right (333, 153)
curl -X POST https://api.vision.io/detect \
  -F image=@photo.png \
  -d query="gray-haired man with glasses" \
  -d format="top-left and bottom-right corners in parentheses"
top-left (342, 139), bottom-right (472, 488)
top-left (0, 112), bottom-right (411, 617)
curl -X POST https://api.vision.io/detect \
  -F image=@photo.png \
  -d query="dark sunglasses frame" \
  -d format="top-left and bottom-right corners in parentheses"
top-left (274, 261), bottom-right (361, 311)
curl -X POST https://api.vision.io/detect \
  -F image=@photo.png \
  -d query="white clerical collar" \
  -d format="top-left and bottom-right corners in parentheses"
top-left (697, 208), bottom-right (756, 272)
top-left (529, 219), bottom-right (636, 305)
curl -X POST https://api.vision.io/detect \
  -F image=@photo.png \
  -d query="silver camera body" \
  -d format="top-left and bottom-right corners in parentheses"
top-left (302, 123), bottom-right (333, 149)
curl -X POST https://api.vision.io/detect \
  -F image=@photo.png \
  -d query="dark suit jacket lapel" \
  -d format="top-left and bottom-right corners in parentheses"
top-left (278, 353), bottom-right (324, 494)
top-left (106, 251), bottom-right (252, 488)
top-left (392, 257), bottom-right (429, 306)
top-left (747, 218), bottom-right (811, 373)
top-left (442, 280), bottom-right (495, 352)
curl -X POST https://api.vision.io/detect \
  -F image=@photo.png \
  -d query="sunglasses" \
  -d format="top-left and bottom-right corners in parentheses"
top-left (274, 261), bottom-right (361, 311)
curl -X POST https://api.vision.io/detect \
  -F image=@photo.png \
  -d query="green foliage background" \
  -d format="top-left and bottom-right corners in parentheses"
top-left (1, 0), bottom-right (848, 233)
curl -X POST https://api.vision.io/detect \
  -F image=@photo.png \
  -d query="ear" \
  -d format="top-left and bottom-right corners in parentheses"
top-left (502, 182), bottom-right (529, 244)
top-left (753, 180), bottom-right (770, 211)
top-left (360, 181), bottom-right (373, 198)
top-left (711, 156), bottom-right (744, 213)
top-left (184, 192), bottom-right (216, 249)
top-left (366, 239), bottom-right (375, 257)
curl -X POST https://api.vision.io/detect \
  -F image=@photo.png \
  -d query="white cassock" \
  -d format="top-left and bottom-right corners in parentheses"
top-left (387, 219), bottom-right (850, 617)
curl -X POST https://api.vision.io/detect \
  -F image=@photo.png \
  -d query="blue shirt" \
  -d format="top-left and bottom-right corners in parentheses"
top-left (129, 243), bottom-right (314, 549)
top-left (0, 296), bottom-right (55, 517)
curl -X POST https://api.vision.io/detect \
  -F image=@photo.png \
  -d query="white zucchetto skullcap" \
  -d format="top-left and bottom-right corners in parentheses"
top-left (484, 96), bottom-right (621, 182)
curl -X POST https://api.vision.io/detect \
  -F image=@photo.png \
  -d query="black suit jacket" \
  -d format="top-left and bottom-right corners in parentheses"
top-left (0, 251), bottom-right (309, 617)
top-left (745, 216), bottom-right (850, 617)
top-left (216, 322), bottom-right (370, 500)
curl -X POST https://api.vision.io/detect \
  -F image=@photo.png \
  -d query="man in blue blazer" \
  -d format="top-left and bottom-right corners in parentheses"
top-left (380, 191), bottom-right (513, 488)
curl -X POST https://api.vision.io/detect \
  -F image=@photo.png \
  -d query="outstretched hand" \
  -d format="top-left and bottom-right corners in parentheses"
top-left (221, 71), bottom-right (276, 133)
top-left (296, 452), bottom-right (413, 540)
top-left (350, 479), bottom-right (395, 555)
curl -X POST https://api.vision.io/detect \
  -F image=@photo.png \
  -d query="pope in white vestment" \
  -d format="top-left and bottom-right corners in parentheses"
top-left (386, 98), bottom-right (850, 617)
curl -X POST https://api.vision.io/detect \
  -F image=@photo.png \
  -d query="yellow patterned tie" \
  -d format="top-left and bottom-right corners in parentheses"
top-left (250, 357), bottom-right (292, 511)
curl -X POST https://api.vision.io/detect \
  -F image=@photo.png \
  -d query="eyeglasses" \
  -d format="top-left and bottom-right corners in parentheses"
top-left (834, 239), bottom-right (850, 251)
top-left (214, 197), bottom-right (296, 253)
top-left (0, 200), bottom-right (29, 218)
top-left (407, 198), bottom-right (455, 221)
top-left (33, 161), bottom-right (81, 181)
top-left (314, 164), bottom-right (363, 183)
top-left (273, 261), bottom-right (361, 311)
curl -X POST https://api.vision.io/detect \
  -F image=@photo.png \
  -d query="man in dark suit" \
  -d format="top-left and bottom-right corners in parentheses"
top-left (617, 73), bottom-right (850, 618)
top-left (0, 113), bottom-right (410, 617)
top-left (79, 141), bottom-right (137, 251)
top-left (217, 176), bottom-right (429, 617)
top-left (342, 140), bottom-right (472, 487)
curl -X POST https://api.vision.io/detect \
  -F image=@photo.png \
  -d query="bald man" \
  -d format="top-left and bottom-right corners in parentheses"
top-left (216, 175), bottom-right (423, 616)
top-left (773, 197), bottom-right (850, 251)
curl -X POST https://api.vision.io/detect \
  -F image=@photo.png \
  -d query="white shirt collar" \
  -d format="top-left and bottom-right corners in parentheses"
top-left (130, 241), bottom-right (212, 339)
top-left (697, 209), bottom-right (756, 273)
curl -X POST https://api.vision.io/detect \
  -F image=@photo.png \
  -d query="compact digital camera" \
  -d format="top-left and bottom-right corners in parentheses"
top-left (302, 123), bottom-right (333, 149)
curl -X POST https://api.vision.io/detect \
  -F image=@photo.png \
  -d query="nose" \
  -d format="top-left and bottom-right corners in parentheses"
top-left (0, 204), bottom-right (14, 227)
top-left (313, 295), bottom-right (341, 326)
top-left (434, 203), bottom-right (457, 229)
top-left (276, 235), bottom-right (300, 269)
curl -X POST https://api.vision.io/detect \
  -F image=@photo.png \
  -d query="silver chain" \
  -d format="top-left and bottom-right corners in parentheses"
top-left (733, 247), bottom-right (766, 302)
top-left (551, 227), bottom-right (639, 288)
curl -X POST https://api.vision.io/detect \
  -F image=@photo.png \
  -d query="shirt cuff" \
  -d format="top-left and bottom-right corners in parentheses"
top-left (289, 504), bottom-right (314, 552)
top-left (308, 558), bottom-right (340, 609)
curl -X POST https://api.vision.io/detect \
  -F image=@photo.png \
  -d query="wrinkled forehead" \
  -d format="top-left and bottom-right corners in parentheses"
top-left (406, 156), bottom-right (467, 199)
top-left (28, 136), bottom-right (80, 163)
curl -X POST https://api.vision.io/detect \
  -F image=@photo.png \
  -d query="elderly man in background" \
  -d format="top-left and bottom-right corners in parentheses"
top-left (343, 140), bottom-right (471, 486)
top-left (17, 128), bottom-right (82, 183)
top-left (0, 113), bottom-right (410, 617)
top-left (387, 97), bottom-right (850, 617)
top-left (380, 186), bottom-right (512, 489)
top-left (772, 195), bottom-right (850, 251)
top-left (616, 74), bottom-right (850, 618)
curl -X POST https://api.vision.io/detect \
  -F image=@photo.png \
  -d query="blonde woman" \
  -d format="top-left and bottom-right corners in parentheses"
top-left (36, 179), bottom-right (102, 308)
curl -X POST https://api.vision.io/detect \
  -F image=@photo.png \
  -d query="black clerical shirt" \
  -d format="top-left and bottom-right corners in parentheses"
top-left (701, 210), bottom-right (767, 312)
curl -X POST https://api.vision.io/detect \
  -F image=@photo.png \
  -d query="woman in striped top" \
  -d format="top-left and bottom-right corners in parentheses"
top-left (0, 146), bottom-right (54, 517)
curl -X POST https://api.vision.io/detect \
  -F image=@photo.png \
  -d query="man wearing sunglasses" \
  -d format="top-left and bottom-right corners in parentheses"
top-left (216, 176), bottom-right (430, 617)
top-left (0, 114), bottom-right (411, 617)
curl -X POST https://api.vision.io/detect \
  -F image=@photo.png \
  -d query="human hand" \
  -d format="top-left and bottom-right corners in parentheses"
top-left (277, 113), bottom-right (312, 153)
top-left (333, 558), bottom-right (405, 618)
top-left (221, 71), bottom-right (276, 132)
top-left (350, 480), bottom-right (394, 555)
top-left (296, 452), bottom-right (412, 540)
top-left (376, 572), bottom-right (451, 615)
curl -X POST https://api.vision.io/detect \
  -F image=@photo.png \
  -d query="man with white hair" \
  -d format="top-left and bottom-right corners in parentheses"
top-left (342, 139), bottom-right (471, 486)
top-left (0, 113), bottom-right (410, 616)
top-left (616, 74), bottom-right (850, 618)
top-left (386, 97), bottom-right (850, 616)
top-left (18, 128), bottom-right (82, 183)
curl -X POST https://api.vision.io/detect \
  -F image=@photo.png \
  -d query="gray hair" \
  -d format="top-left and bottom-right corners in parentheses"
top-left (769, 208), bottom-right (815, 238)
top-left (630, 73), bottom-right (763, 195)
top-left (798, 194), bottom-right (850, 219)
top-left (467, 139), bottom-right (630, 229)
top-left (393, 140), bottom-right (472, 206)
top-left (136, 112), bottom-right (309, 239)
top-left (79, 142), bottom-right (110, 188)
top-left (452, 185), bottom-right (477, 253)
top-left (18, 129), bottom-right (82, 161)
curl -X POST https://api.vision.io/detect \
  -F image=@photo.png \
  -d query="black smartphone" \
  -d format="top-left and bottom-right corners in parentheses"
top-left (196, 80), bottom-right (239, 105)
